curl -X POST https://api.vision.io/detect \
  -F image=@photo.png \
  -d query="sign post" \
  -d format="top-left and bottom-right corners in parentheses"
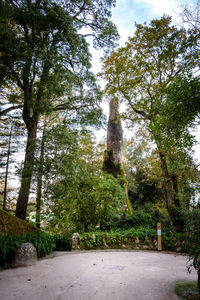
top-left (157, 222), bottom-right (162, 251)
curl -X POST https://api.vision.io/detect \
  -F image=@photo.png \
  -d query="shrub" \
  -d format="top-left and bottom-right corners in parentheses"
top-left (54, 234), bottom-right (72, 251)
top-left (78, 227), bottom-right (157, 249)
top-left (184, 208), bottom-right (200, 294)
top-left (78, 227), bottom-right (189, 252)
top-left (0, 231), bottom-right (55, 265)
top-left (72, 173), bottom-right (126, 232)
top-left (110, 210), bottom-right (156, 230)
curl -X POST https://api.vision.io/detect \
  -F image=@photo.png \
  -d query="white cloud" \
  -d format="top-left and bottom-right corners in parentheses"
top-left (134, 0), bottom-right (180, 16)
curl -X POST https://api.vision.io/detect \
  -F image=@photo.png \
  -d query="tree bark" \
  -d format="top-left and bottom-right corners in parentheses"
top-left (171, 173), bottom-right (180, 207)
top-left (3, 126), bottom-right (12, 210)
top-left (36, 118), bottom-right (46, 228)
top-left (15, 116), bottom-right (38, 220)
top-left (103, 97), bottom-right (123, 175)
top-left (103, 97), bottom-right (132, 215)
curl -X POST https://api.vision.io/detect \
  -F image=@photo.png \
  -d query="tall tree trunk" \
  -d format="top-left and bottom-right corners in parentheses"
top-left (158, 150), bottom-right (184, 232)
top-left (103, 97), bottom-right (132, 215)
top-left (3, 126), bottom-right (12, 210)
top-left (15, 117), bottom-right (38, 220)
top-left (36, 118), bottom-right (46, 228)
top-left (198, 269), bottom-right (200, 295)
top-left (103, 97), bottom-right (123, 175)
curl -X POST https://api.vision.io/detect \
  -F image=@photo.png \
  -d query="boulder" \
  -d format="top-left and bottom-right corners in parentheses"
top-left (13, 243), bottom-right (37, 267)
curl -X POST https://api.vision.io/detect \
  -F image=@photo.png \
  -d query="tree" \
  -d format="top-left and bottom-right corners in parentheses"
top-left (161, 74), bottom-right (200, 140)
top-left (103, 97), bottom-right (132, 215)
top-left (181, 0), bottom-right (200, 33)
top-left (100, 16), bottom-right (200, 231)
top-left (103, 97), bottom-right (123, 176)
top-left (0, 112), bottom-right (24, 211)
top-left (123, 135), bottom-right (164, 209)
top-left (35, 117), bottom-right (47, 228)
top-left (41, 127), bottom-right (125, 232)
top-left (0, 0), bottom-right (118, 219)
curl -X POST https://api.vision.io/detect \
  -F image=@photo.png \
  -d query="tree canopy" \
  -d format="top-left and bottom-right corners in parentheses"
top-left (100, 16), bottom-right (200, 231)
top-left (0, 0), bottom-right (118, 219)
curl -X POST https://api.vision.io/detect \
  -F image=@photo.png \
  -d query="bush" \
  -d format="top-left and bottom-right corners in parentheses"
top-left (110, 210), bottom-right (156, 230)
top-left (0, 231), bottom-right (55, 265)
top-left (54, 234), bottom-right (72, 251)
top-left (184, 208), bottom-right (200, 294)
top-left (78, 227), bottom-right (157, 249)
top-left (72, 172), bottom-right (126, 231)
top-left (78, 227), bottom-right (189, 251)
top-left (162, 231), bottom-right (188, 251)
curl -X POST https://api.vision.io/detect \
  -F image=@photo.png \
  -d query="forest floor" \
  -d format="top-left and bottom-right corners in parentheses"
top-left (0, 250), bottom-right (197, 300)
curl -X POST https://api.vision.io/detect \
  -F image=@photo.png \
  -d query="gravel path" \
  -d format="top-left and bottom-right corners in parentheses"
top-left (0, 251), bottom-right (197, 300)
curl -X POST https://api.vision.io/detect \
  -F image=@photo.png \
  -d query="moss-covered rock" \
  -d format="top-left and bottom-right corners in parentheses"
top-left (0, 209), bottom-right (38, 236)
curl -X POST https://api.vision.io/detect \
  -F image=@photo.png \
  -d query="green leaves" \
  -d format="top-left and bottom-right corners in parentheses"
top-left (71, 172), bottom-right (125, 231)
top-left (0, 231), bottom-right (56, 265)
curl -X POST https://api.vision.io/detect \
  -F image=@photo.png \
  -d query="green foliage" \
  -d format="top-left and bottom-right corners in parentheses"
top-left (54, 234), bottom-right (72, 251)
top-left (71, 172), bottom-right (125, 231)
top-left (175, 282), bottom-right (199, 300)
top-left (100, 15), bottom-right (200, 231)
top-left (0, 231), bottom-right (55, 265)
top-left (78, 227), bottom-right (158, 249)
top-left (163, 74), bottom-right (200, 142)
top-left (0, 0), bottom-right (119, 219)
top-left (42, 127), bottom-right (126, 233)
top-left (162, 231), bottom-right (187, 251)
top-left (185, 208), bottom-right (200, 273)
top-left (78, 224), bottom-right (189, 252)
top-left (110, 210), bottom-right (156, 230)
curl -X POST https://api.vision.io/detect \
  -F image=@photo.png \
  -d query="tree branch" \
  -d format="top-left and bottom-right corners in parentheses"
top-left (0, 105), bottom-right (23, 117)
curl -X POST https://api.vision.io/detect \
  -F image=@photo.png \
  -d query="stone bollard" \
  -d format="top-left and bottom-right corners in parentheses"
top-left (13, 243), bottom-right (37, 267)
top-left (72, 232), bottom-right (79, 250)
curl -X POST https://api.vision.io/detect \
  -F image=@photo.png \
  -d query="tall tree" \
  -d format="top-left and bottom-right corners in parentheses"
top-left (100, 16), bottom-right (200, 231)
top-left (103, 97), bottom-right (132, 214)
top-left (0, 0), bottom-right (118, 219)
top-left (103, 97), bottom-right (123, 176)
top-left (0, 112), bottom-right (24, 211)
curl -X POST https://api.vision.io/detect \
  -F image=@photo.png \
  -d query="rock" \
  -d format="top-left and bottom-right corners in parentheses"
top-left (135, 237), bottom-right (140, 244)
top-left (72, 233), bottom-right (79, 250)
top-left (13, 243), bottom-right (37, 267)
top-left (142, 245), bottom-right (150, 249)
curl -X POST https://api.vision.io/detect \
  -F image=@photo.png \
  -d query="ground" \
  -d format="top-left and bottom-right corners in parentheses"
top-left (0, 250), bottom-right (197, 300)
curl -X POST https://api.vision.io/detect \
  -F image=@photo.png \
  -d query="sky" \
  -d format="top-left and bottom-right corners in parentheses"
top-left (111, 0), bottom-right (195, 45)
top-left (92, 0), bottom-right (196, 80)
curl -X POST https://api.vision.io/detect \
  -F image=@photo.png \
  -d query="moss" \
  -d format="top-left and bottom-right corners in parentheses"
top-left (175, 281), bottom-right (199, 299)
top-left (103, 150), bottom-right (121, 177)
top-left (113, 115), bottom-right (121, 124)
top-left (0, 209), bottom-right (38, 236)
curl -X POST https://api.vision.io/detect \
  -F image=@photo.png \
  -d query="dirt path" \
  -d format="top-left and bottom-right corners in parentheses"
top-left (0, 251), bottom-right (197, 300)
